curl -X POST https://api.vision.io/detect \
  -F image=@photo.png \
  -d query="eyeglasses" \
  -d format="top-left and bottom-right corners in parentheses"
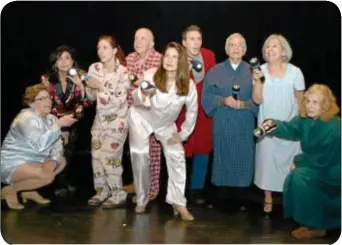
top-left (35, 96), bottom-right (52, 102)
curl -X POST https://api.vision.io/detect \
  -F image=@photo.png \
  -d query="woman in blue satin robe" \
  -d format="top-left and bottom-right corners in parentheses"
top-left (202, 33), bottom-right (258, 206)
top-left (0, 83), bottom-right (77, 209)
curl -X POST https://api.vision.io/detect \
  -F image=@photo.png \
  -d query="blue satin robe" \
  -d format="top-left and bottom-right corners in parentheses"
top-left (1, 108), bottom-right (63, 184)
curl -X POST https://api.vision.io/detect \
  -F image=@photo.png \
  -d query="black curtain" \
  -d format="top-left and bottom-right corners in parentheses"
top-left (2, 1), bottom-right (340, 139)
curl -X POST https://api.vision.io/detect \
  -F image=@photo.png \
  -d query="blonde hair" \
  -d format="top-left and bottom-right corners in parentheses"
top-left (300, 84), bottom-right (340, 121)
top-left (262, 34), bottom-right (293, 62)
top-left (23, 83), bottom-right (49, 105)
top-left (225, 33), bottom-right (247, 54)
top-left (182, 25), bottom-right (202, 40)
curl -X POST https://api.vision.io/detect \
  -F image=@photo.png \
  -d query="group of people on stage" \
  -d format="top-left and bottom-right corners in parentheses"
top-left (1, 24), bottom-right (340, 239)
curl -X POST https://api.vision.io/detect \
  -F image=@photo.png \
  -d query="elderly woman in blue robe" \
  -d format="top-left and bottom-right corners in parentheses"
top-left (0, 83), bottom-right (77, 210)
top-left (201, 33), bottom-right (259, 206)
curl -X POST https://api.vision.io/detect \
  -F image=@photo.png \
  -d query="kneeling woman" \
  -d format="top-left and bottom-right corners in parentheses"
top-left (129, 42), bottom-right (198, 220)
top-left (259, 84), bottom-right (341, 239)
top-left (1, 83), bottom-right (77, 209)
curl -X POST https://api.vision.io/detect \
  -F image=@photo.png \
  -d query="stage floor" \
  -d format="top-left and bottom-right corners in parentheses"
top-left (1, 147), bottom-right (340, 244)
top-left (1, 194), bottom-right (340, 244)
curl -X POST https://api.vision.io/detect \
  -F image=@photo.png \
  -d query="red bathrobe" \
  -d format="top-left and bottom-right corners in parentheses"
top-left (176, 48), bottom-right (216, 157)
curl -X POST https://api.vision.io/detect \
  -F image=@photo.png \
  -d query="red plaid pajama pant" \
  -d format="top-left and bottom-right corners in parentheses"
top-left (148, 135), bottom-right (161, 196)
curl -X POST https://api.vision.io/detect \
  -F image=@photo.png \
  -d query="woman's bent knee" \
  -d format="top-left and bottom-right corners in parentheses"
top-left (39, 172), bottom-right (55, 185)
top-left (50, 158), bottom-right (67, 176)
top-left (57, 159), bottom-right (66, 172)
top-left (11, 162), bottom-right (45, 183)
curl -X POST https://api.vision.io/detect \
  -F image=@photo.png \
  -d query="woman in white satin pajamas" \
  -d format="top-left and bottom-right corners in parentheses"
top-left (129, 42), bottom-right (198, 221)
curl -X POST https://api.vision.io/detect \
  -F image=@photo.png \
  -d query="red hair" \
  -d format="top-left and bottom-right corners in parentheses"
top-left (98, 35), bottom-right (126, 66)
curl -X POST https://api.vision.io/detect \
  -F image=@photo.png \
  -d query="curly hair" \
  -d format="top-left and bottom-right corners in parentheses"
top-left (23, 83), bottom-right (50, 105)
top-left (153, 42), bottom-right (190, 96)
top-left (300, 84), bottom-right (340, 121)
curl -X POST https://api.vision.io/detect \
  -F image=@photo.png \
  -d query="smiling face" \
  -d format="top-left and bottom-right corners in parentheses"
top-left (97, 39), bottom-right (117, 64)
top-left (162, 47), bottom-right (179, 72)
top-left (30, 90), bottom-right (52, 116)
top-left (55, 51), bottom-right (74, 73)
top-left (182, 30), bottom-right (202, 57)
top-left (264, 37), bottom-right (285, 62)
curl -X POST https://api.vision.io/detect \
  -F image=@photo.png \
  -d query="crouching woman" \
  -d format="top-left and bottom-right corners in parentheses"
top-left (1, 83), bottom-right (77, 209)
top-left (259, 84), bottom-right (340, 239)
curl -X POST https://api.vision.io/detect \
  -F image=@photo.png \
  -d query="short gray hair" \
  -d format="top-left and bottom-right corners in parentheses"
top-left (225, 33), bottom-right (247, 54)
top-left (262, 34), bottom-right (293, 62)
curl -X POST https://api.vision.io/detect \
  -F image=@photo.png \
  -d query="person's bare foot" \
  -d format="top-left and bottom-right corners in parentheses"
top-left (123, 184), bottom-right (135, 193)
top-left (291, 227), bottom-right (326, 239)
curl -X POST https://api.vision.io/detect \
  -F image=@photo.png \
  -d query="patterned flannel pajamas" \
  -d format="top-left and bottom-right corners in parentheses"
top-left (86, 62), bottom-right (130, 204)
top-left (91, 116), bottom-right (128, 204)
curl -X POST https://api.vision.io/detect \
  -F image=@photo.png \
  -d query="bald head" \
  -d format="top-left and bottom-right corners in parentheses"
top-left (136, 28), bottom-right (154, 41)
top-left (134, 28), bottom-right (155, 56)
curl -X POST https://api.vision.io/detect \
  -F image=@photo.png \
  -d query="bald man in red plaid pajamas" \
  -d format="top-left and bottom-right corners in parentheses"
top-left (124, 28), bottom-right (162, 200)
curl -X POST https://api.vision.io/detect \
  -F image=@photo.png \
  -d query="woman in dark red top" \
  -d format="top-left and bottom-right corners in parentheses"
top-left (42, 45), bottom-right (91, 196)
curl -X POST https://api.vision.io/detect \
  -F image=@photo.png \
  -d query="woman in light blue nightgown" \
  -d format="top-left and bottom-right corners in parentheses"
top-left (253, 34), bottom-right (305, 214)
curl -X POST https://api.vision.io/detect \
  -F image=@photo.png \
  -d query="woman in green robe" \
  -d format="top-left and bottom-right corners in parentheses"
top-left (259, 84), bottom-right (340, 239)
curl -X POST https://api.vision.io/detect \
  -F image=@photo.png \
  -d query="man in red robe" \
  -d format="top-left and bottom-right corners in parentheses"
top-left (176, 25), bottom-right (216, 204)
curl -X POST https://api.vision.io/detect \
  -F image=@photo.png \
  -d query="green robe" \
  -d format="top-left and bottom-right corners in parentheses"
top-left (270, 115), bottom-right (341, 229)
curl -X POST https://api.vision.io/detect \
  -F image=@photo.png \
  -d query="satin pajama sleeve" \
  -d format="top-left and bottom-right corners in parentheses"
top-left (46, 116), bottom-right (64, 161)
top-left (179, 81), bottom-right (198, 141)
top-left (17, 114), bottom-right (62, 153)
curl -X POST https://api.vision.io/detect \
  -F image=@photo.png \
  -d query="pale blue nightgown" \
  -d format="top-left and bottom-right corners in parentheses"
top-left (254, 63), bottom-right (305, 192)
top-left (1, 107), bottom-right (63, 184)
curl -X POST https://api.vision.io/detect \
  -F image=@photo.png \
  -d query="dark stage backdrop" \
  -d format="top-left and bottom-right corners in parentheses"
top-left (1, 1), bottom-right (340, 141)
